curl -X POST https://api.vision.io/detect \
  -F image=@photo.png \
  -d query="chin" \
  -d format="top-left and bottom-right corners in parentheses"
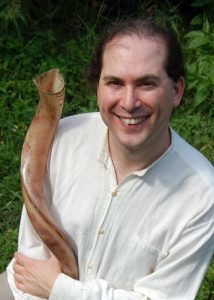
top-left (118, 136), bottom-right (148, 151)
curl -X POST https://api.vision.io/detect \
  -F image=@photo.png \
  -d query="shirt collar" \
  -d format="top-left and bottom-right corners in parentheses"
top-left (133, 127), bottom-right (175, 177)
top-left (97, 127), bottom-right (175, 176)
top-left (97, 129), bottom-right (112, 169)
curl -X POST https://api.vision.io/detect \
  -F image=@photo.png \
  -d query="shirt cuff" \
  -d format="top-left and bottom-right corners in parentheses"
top-left (49, 273), bottom-right (82, 300)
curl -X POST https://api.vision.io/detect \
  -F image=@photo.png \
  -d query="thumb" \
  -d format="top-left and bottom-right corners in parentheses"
top-left (49, 254), bottom-right (62, 271)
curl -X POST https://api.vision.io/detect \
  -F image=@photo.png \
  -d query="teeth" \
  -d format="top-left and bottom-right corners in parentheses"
top-left (120, 117), bottom-right (146, 125)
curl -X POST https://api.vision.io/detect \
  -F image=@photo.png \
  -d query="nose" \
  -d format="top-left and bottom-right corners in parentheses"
top-left (120, 86), bottom-right (141, 112)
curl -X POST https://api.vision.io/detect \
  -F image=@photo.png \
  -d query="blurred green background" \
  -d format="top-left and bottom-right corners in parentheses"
top-left (0, 1), bottom-right (213, 298)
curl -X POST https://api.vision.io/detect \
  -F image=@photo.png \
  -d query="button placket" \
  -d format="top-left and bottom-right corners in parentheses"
top-left (98, 228), bottom-right (105, 235)
top-left (84, 177), bottom-right (138, 281)
top-left (111, 190), bottom-right (117, 197)
top-left (83, 190), bottom-right (114, 280)
top-left (84, 167), bottom-right (121, 281)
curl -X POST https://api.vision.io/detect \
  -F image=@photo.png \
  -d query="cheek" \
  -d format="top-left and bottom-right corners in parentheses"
top-left (141, 90), bottom-right (174, 119)
top-left (97, 94), bottom-right (107, 115)
top-left (97, 89), bottom-right (116, 112)
top-left (139, 91), bottom-right (160, 110)
top-left (157, 96), bottom-right (174, 119)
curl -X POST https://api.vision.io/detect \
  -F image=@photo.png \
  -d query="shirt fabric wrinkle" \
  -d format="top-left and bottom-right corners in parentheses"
top-left (6, 112), bottom-right (214, 300)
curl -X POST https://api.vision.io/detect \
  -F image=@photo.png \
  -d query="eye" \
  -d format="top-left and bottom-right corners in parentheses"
top-left (144, 81), bottom-right (154, 86)
top-left (107, 80), bottom-right (123, 88)
top-left (138, 80), bottom-right (156, 90)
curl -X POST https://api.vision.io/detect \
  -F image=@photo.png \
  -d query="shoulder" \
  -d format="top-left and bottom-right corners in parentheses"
top-left (171, 129), bottom-right (214, 187)
top-left (58, 112), bottom-right (105, 133)
top-left (54, 112), bottom-right (106, 143)
top-left (157, 130), bottom-right (214, 243)
top-left (50, 112), bottom-right (106, 159)
top-left (48, 112), bottom-right (106, 176)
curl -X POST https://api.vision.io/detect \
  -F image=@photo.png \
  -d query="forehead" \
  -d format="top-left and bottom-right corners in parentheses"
top-left (102, 34), bottom-right (167, 74)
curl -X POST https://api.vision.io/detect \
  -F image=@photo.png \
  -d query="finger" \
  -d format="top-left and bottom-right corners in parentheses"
top-left (13, 262), bottom-right (25, 273)
top-left (14, 252), bottom-right (36, 267)
top-left (14, 272), bottom-right (26, 292)
top-left (14, 276), bottom-right (26, 293)
top-left (14, 252), bottom-right (29, 261)
top-left (14, 272), bottom-right (24, 282)
top-left (14, 270), bottom-right (30, 293)
top-left (14, 252), bottom-right (25, 265)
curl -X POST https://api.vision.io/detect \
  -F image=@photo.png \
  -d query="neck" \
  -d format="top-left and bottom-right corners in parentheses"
top-left (108, 129), bottom-right (171, 183)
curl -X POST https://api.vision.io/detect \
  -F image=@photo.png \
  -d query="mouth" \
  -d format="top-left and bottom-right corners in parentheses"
top-left (118, 116), bottom-right (148, 126)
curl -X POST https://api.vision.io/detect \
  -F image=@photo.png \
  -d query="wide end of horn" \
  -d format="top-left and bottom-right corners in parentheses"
top-left (33, 69), bottom-right (65, 95)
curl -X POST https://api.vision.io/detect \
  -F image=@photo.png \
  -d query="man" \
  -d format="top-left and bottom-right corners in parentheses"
top-left (4, 18), bottom-right (214, 299)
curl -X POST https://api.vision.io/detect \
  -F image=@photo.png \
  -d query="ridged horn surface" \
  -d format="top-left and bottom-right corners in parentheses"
top-left (21, 69), bottom-right (78, 279)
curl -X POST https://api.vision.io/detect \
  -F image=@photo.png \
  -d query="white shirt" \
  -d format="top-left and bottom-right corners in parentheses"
top-left (7, 112), bottom-right (214, 300)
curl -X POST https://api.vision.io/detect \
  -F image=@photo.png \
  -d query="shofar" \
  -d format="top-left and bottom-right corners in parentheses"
top-left (21, 69), bottom-right (78, 279)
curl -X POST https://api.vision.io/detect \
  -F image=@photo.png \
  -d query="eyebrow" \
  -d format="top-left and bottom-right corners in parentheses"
top-left (102, 75), bottom-right (160, 84)
top-left (135, 75), bottom-right (160, 85)
top-left (102, 76), bottom-right (122, 82)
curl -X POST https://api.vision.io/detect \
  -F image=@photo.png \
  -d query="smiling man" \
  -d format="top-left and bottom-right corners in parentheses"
top-left (4, 18), bottom-right (214, 300)
top-left (97, 33), bottom-right (184, 182)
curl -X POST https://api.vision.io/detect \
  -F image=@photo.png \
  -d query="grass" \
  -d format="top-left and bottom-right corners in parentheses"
top-left (0, 15), bottom-right (213, 299)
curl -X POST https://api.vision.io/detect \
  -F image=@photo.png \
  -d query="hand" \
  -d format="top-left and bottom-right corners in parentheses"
top-left (13, 252), bottom-right (61, 298)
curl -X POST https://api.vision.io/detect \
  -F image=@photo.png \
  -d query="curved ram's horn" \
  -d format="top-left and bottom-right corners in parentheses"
top-left (21, 69), bottom-right (78, 279)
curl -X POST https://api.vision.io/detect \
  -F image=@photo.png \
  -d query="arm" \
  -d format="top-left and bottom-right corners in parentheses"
top-left (48, 217), bottom-right (214, 300)
top-left (6, 206), bottom-right (52, 300)
top-left (13, 253), bottom-right (61, 298)
top-left (9, 205), bottom-right (213, 300)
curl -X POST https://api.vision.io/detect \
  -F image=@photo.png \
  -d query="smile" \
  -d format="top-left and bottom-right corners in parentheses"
top-left (119, 117), bottom-right (147, 125)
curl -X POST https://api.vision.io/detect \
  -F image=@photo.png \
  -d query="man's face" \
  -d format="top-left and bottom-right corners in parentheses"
top-left (97, 34), bottom-right (184, 157)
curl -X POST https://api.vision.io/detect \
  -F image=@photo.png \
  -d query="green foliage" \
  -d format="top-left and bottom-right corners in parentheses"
top-left (138, 0), bottom-right (183, 37)
top-left (197, 258), bottom-right (214, 300)
top-left (0, 227), bottom-right (19, 271)
top-left (191, 0), bottom-right (214, 22)
top-left (171, 110), bottom-right (214, 163)
top-left (183, 19), bottom-right (214, 114)
top-left (0, 19), bottom-right (98, 274)
top-left (0, 1), bottom-right (213, 299)
top-left (0, 0), bottom-right (28, 46)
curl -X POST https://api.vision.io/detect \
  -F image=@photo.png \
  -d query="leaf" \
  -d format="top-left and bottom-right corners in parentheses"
top-left (190, 15), bottom-right (203, 26)
top-left (0, 0), bottom-right (8, 10)
top-left (203, 19), bottom-right (210, 34)
top-left (186, 63), bottom-right (197, 74)
top-left (198, 56), bottom-right (214, 77)
top-left (191, 0), bottom-right (213, 7)
top-left (186, 78), bottom-right (198, 90)
top-left (185, 31), bottom-right (210, 49)
top-left (193, 87), bottom-right (209, 108)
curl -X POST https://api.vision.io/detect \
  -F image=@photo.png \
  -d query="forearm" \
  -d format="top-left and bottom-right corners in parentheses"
top-left (7, 207), bottom-right (51, 300)
top-left (50, 274), bottom-right (145, 300)
top-left (7, 258), bottom-right (47, 300)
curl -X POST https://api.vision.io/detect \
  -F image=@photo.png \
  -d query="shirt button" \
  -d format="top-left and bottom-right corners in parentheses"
top-left (99, 228), bottom-right (105, 235)
top-left (112, 190), bottom-right (117, 197)
top-left (88, 264), bottom-right (92, 270)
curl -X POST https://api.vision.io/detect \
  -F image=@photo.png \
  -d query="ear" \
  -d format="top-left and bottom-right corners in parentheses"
top-left (173, 76), bottom-right (185, 108)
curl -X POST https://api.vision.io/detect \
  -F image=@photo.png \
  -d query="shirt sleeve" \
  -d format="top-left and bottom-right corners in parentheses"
top-left (7, 180), bottom-right (213, 300)
top-left (6, 166), bottom-right (53, 300)
top-left (49, 213), bottom-right (213, 300)
top-left (50, 274), bottom-right (145, 300)
top-left (6, 206), bottom-right (50, 300)
top-left (134, 217), bottom-right (213, 299)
